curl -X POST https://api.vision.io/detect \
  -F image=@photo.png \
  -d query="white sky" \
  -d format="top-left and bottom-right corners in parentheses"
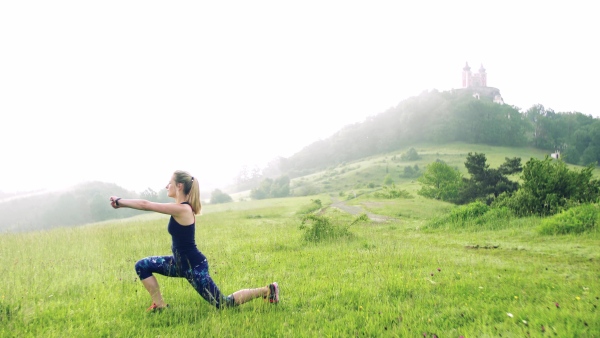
top-left (1, 1), bottom-right (598, 194)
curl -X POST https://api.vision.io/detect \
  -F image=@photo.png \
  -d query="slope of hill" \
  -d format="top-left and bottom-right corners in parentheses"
top-left (277, 88), bottom-right (598, 180)
top-left (279, 89), bottom-right (530, 177)
top-left (288, 142), bottom-right (552, 198)
top-left (0, 181), bottom-right (142, 232)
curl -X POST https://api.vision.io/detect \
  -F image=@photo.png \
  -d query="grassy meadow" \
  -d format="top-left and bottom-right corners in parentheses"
top-left (1, 144), bottom-right (599, 337)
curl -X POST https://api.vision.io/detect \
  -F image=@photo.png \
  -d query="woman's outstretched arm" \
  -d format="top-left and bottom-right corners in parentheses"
top-left (109, 197), bottom-right (189, 218)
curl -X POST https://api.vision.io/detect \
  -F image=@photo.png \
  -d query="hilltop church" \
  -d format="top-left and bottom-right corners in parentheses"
top-left (461, 62), bottom-right (504, 105)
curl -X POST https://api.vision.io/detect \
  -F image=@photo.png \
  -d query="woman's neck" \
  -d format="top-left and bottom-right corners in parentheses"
top-left (175, 194), bottom-right (188, 204)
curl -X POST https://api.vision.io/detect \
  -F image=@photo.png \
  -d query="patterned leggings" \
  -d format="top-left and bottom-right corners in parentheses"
top-left (134, 256), bottom-right (235, 309)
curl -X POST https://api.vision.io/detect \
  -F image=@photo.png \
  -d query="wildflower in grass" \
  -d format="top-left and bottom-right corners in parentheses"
top-left (507, 313), bottom-right (513, 318)
top-left (575, 296), bottom-right (580, 300)
top-left (437, 268), bottom-right (441, 272)
top-left (514, 296), bottom-right (518, 300)
top-left (555, 302), bottom-right (560, 308)
top-left (359, 306), bottom-right (363, 310)
top-left (522, 320), bottom-right (528, 326)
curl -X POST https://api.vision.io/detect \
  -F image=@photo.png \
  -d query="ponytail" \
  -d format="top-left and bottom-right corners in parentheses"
top-left (173, 170), bottom-right (202, 215)
top-left (188, 178), bottom-right (202, 215)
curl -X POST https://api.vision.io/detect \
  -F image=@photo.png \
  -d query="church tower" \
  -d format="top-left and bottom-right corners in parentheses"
top-left (478, 64), bottom-right (487, 87)
top-left (462, 62), bottom-right (487, 88)
top-left (462, 62), bottom-right (471, 87)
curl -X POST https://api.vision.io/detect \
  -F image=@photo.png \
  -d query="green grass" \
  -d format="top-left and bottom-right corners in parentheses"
top-left (1, 194), bottom-right (598, 337)
top-left (2, 142), bottom-right (599, 337)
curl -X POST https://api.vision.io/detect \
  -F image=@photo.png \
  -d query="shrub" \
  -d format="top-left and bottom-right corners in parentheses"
top-left (477, 207), bottom-right (514, 230)
top-left (299, 214), bottom-right (368, 242)
top-left (294, 184), bottom-right (320, 197)
top-left (401, 148), bottom-right (420, 161)
top-left (251, 176), bottom-right (291, 199)
top-left (210, 189), bottom-right (233, 204)
top-left (383, 174), bottom-right (394, 186)
top-left (373, 184), bottom-right (412, 199)
top-left (427, 201), bottom-right (489, 229)
top-left (402, 165), bottom-right (421, 178)
top-left (539, 204), bottom-right (600, 235)
top-left (497, 157), bottom-right (600, 216)
top-left (296, 199), bottom-right (323, 215)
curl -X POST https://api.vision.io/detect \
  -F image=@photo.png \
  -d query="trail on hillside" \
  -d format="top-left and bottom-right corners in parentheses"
top-left (329, 196), bottom-right (393, 223)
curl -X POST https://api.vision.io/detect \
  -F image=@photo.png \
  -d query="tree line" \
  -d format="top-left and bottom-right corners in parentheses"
top-left (0, 182), bottom-right (146, 232)
top-left (418, 153), bottom-right (600, 216)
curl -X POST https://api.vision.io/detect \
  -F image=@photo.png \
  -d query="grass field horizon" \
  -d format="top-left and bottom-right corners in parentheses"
top-left (1, 143), bottom-right (599, 337)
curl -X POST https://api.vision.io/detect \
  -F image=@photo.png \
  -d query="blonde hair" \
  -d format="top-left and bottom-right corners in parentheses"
top-left (173, 170), bottom-right (201, 215)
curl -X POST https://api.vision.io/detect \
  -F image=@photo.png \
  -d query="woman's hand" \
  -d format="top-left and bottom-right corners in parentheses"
top-left (109, 196), bottom-right (121, 209)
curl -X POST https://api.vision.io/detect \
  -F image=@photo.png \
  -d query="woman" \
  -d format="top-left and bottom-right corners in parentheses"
top-left (110, 170), bottom-right (279, 311)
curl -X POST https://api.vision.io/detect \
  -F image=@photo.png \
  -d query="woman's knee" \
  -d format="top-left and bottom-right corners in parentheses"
top-left (134, 257), bottom-right (153, 280)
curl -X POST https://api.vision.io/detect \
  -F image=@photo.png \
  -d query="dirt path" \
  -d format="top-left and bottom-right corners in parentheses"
top-left (329, 196), bottom-right (393, 223)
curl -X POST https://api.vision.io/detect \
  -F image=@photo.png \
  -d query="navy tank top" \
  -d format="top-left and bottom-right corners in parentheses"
top-left (167, 202), bottom-right (206, 268)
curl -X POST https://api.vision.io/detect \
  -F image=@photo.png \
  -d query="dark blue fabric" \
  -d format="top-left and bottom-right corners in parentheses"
top-left (134, 202), bottom-right (234, 308)
top-left (134, 256), bottom-right (234, 308)
top-left (167, 202), bottom-right (207, 269)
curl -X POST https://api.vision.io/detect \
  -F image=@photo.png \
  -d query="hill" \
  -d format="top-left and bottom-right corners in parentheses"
top-left (273, 88), bottom-right (598, 181)
top-left (0, 182), bottom-right (143, 232)
top-left (288, 142), bottom-right (554, 198)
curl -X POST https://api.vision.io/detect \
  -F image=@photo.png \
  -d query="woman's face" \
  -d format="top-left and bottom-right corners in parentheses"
top-left (166, 175), bottom-right (177, 198)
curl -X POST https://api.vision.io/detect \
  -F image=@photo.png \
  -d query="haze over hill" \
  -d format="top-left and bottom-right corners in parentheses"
top-left (3, 87), bottom-right (599, 232)
top-left (1, 1), bottom-right (599, 197)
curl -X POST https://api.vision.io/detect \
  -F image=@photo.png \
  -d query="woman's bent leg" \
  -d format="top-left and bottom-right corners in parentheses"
top-left (135, 256), bottom-right (178, 308)
top-left (188, 262), bottom-right (236, 309)
top-left (141, 276), bottom-right (167, 308)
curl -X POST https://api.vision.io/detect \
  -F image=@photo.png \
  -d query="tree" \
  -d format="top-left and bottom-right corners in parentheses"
top-left (402, 164), bottom-right (420, 178)
top-left (458, 153), bottom-right (521, 204)
top-left (157, 188), bottom-right (170, 202)
top-left (210, 189), bottom-right (233, 204)
top-left (250, 176), bottom-right (291, 199)
top-left (234, 165), bottom-right (263, 191)
top-left (271, 176), bottom-right (291, 198)
top-left (400, 148), bottom-right (420, 161)
top-left (383, 174), bottom-right (394, 186)
top-left (494, 157), bottom-right (600, 216)
top-left (417, 161), bottom-right (462, 202)
top-left (140, 188), bottom-right (158, 201)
